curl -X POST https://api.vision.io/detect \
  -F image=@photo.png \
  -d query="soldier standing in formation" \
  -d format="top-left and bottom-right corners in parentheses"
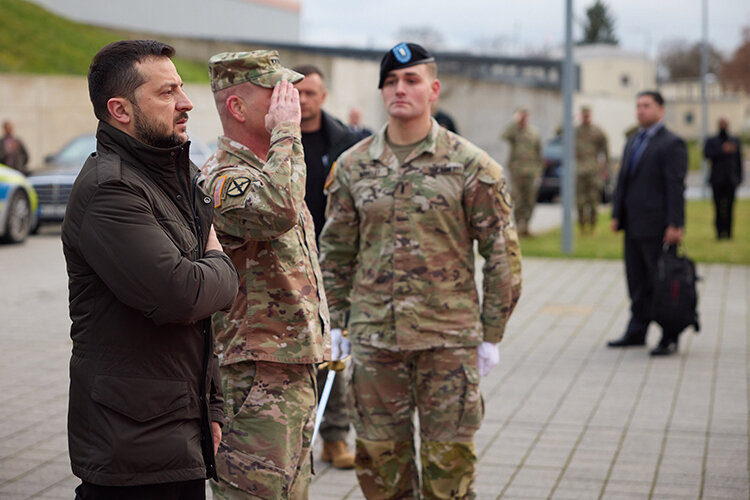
top-left (319, 42), bottom-right (522, 499)
top-left (502, 107), bottom-right (543, 236)
top-left (200, 51), bottom-right (330, 499)
top-left (575, 105), bottom-right (609, 235)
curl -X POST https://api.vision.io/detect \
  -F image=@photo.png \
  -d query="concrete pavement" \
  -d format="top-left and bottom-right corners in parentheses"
top-left (1, 230), bottom-right (748, 499)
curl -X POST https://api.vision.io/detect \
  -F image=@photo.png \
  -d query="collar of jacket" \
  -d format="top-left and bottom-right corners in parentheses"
top-left (320, 110), bottom-right (353, 143)
top-left (368, 117), bottom-right (441, 165)
top-left (95, 120), bottom-right (193, 179)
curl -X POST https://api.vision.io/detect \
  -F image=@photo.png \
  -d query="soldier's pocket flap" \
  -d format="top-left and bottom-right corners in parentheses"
top-left (91, 375), bottom-right (189, 422)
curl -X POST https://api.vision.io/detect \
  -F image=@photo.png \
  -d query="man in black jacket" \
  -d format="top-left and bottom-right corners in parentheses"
top-left (704, 117), bottom-right (744, 239)
top-left (292, 64), bottom-right (360, 469)
top-left (608, 90), bottom-right (687, 356)
top-left (62, 40), bottom-right (239, 499)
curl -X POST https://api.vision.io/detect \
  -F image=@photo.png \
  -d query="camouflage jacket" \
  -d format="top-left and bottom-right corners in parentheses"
top-left (319, 120), bottom-right (522, 350)
top-left (501, 122), bottom-right (542, 176)
top-left (576, 123), bottom-right (609, 174)
top-left (200, 123), bottom-right (330, 365)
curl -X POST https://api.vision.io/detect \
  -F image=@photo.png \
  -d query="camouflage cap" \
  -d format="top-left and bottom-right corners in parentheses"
top-left (208, 50), bottom-right (303, 92)
top-left (581, 105), bottom-right (591, 113)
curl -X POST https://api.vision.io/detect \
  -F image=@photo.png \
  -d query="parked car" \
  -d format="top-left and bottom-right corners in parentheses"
top-left (537, 136), bottom-right (563, 203)
top-left (536, 136), bottom-right (614, 203)
top-left (28, 133), bottom-right (215, 231)
top-left (0, 164), bottom-right (38, 243)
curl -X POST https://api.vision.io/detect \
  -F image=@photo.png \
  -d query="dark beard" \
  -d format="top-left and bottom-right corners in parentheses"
top-left (132, 103), bottom-right (187, 149)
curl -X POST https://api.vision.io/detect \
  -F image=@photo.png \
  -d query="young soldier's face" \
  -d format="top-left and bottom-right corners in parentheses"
top-left (380, 64), bottom-right (439, 122)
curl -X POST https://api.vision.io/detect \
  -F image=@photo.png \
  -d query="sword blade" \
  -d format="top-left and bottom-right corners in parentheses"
top-left (311, 367), bottom-right (336, 446)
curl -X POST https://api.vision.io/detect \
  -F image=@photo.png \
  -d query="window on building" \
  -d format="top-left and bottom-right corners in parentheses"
top-left (685, 112), bottom-right (694, 125)
top-left (620, 74), bottom-right (630, 87)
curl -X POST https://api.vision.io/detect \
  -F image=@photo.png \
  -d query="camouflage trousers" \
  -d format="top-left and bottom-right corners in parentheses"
top-left (211, 361), bottom-right (316, 500)
top-left (349, 344), bottom-right (484, 500)
top-left (576, 170), bottom-right (602, 226)
top-left (510, 172), bottom-right (539, 233)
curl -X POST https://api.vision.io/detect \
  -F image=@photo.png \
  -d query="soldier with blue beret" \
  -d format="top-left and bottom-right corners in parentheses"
top-left (319, 42), bottom-right (523, 499)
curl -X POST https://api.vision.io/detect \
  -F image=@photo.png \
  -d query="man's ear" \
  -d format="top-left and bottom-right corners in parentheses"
top-left (107, 97), bottom-right (132, 125)
top-left (429, 79), bottom-right (441, 103)
top-left (226, 95), bottom-right (246, 123)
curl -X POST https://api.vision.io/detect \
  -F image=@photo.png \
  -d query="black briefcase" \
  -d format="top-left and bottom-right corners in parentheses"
top-left (651, 244), bottom-right (700, 334)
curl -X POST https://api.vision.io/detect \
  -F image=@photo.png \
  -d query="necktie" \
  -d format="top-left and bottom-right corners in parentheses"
top-left (627, 130), bottom-right (647, 174)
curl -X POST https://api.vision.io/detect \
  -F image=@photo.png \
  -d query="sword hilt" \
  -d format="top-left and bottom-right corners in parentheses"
top-left (318, 355), bottom-right (350, 372)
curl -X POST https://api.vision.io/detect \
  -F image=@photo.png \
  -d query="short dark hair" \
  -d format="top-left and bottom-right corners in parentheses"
top-left (291, 64), bottom-right (325, 80)
top-left (637, 90), bottom-right (665, 107)
top-left (88, 40), bottom-right (176, 121)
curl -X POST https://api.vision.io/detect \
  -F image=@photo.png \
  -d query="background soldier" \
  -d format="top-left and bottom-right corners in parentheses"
top-left (292, 63), bottom-right (359, 469)
top-left (575, 105), bottom-right (609, 235)
top-left (502, 107), bottom-right (543, 236)
top-left (319, 42), bottom-right (522, 499)
top-left (200, 51), bottom-right (330, 499)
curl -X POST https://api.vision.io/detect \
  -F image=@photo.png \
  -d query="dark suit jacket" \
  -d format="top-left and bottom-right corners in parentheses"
top-left (611, 125), bottom-right (687, 240)
top-left (704, 133), bottom-right (743, 189)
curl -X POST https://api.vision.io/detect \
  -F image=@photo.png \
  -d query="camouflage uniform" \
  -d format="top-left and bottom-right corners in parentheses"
top-left (319, 120), bottom-right (522, 499)
top-left (501, 122), bottom-right (543, 234)
top-left (575, 122), bottom-right (609, 229)
top-left (200, 126), bottom-right (330, 499)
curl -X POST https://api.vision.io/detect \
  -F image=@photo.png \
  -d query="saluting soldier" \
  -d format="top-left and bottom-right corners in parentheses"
top-left (501, 107), bottom-right (543, 236)
top-left (199, 51), bottom-right (332, 499)
top-left (319, 42), bottom-right (522, 499)
top-left (575, 105), bottom-right (609, 235)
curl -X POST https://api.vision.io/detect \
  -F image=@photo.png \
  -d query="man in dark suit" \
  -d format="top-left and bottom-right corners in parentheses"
top-left (704, 117), bottom-right (743, 239)
top-left (607, 91), bottom-right (687, 356)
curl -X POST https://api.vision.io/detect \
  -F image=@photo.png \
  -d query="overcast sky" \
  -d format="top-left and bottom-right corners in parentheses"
top-left (300, 0), bottom-right (750, 57)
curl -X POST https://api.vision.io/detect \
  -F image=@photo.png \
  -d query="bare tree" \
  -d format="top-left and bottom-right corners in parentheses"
top-left (722, 27), bottom-right (750, 91)
top-left (658, 39), bottom-right (723, 80)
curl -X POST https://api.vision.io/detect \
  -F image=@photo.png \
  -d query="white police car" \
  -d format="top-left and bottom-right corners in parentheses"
top-left (0, 164), bottom-right (38, 243)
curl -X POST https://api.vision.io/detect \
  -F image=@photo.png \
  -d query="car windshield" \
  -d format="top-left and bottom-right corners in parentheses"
top-left (51, 135), bottom-right (98, 165)
top-left (543, 139), bottom-right (563, 160)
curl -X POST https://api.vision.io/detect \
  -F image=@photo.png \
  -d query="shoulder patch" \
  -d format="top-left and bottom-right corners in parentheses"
top-left (226, 177), bottom-right (250, 197)
top-left (213, 176), bottom-right (227, 208)
top-left (324, 162), bottom-right (337, 191)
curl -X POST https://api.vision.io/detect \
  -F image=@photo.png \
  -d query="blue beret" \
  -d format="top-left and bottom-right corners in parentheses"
top-left (378, 42), bottom-right (435, 89)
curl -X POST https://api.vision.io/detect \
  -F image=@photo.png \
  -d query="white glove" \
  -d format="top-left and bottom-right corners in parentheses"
top-left (330, 328), bottom-right (351, 361)
top-left (477, 342), bottom-right (500, 377)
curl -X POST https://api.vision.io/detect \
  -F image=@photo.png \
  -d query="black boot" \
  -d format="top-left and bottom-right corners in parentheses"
top-left (650, 334), bottom-right (678, 356)
top-left (607, 333), bottom-right (646, 347)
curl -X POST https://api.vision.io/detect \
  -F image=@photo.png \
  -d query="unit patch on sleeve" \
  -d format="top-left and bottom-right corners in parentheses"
top-left (226, 177), bottom-right (251, 197)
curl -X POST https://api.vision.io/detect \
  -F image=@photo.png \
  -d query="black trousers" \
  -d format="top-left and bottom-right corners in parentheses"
top-left (74, 479), bottom-right (205, 500)
top-left (624, 236), bottom-right (678, 341)
top-left (711, 184), bottom-right (737, 238)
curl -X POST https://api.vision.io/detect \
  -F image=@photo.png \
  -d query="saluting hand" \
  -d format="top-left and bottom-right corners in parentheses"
top-left (265, 79), bottom-right (301, 133)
